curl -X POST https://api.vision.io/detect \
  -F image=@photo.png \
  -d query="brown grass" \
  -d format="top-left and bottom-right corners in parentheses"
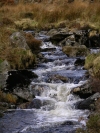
top-left (0, 90), bottom-right (17, 104)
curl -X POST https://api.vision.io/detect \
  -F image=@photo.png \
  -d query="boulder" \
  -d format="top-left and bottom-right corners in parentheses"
top-left (76, 92), bottom-right (100, 110)
top-left (47, 28), bottom-right (71, 42)
top-left (28, 97), bottom-right (55, 109)
top-left (13, 87), bottom-right (33, 101)
top-left (59, 35), bottom-right (75, 46)
top-left (50, 33), bottom-right (72, 42)
top-left (29, 98), bottom-right (42, 109)
top-left (6, 70), bottom-right (38, 92)
top-left (10, 32), bottom-right (29, 50)
top-left (73, 80), bottom-right (93, 99)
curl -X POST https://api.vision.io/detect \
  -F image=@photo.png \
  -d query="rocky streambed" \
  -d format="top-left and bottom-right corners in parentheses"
top-left (0, 28), bottom-right (100, 133)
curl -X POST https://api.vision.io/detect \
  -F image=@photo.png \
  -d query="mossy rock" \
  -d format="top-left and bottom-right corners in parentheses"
top-left (62, 45), bottom-right (89, 57)
top-left (7, 48), bottom-right (36, 69)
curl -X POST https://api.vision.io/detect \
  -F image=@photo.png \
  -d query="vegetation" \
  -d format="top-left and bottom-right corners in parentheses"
top-left (85, 53), bottom-right (100, 78)
top-left (0, 0), bottom-right (100, 69)
top-left (25, 33), bottom-right (42, 52)
top-left (76, 98), bottom-right (100, 133)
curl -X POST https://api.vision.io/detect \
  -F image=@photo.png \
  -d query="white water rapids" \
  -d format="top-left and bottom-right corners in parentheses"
top-left (0, 39), bottom-right (89, 133)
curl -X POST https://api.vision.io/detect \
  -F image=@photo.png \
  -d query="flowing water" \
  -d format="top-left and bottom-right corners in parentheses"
top-left (0, 34), bottom-right (89, 133)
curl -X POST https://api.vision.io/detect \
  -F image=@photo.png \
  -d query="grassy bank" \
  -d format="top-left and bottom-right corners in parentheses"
top-left (0, 1), bottom-right (100, 64)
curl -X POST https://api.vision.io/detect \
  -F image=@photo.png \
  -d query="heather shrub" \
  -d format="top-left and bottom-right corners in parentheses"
top-left (25, 33), bottom-right (42, 52)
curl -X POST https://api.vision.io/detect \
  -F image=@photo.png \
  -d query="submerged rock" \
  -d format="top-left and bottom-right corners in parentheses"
top-left (74, 58), bottom-right (85, 66)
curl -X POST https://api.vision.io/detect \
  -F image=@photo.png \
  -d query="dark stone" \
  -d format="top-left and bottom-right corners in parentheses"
top-left (61, 121), bottom-right (74, 125)
top-left (89, 33), bottom-right (100, 48)
top-left (41, 48), bottom-right (56, 52)
top-left (76, 93), bottom-right (100, 110)
top-left (50, 33), bottom-right (72, 42)
top-left (74, 58), bottom-right (85, 66)
top-left (5, 70), bottom-right (38, 92)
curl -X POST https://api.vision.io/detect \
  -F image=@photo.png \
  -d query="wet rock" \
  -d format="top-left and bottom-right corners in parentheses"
top-left (76, 92), bottom-right (100, 110)
top-left (27, 97), bottom-right (55, 110)
top-left (74, 58), bottom-right (85, 66)
top-left (10, 32), bottom-right (29, 49)
top-left (73, 80), bottom-right (93, 99)
top-left (29, 98), bottom-right (42, 109)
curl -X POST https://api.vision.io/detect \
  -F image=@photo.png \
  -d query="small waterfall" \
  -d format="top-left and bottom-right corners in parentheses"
top-left (0, 35), bottom-right (89, 133)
